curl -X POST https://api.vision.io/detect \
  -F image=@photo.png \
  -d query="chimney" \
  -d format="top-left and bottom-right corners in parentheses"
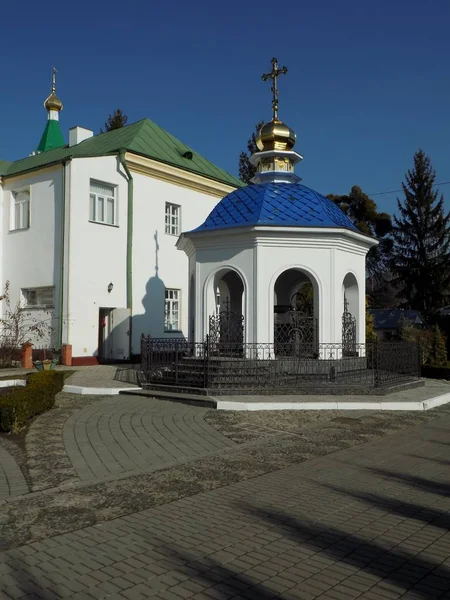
top-left (69, 126), bottom-right (94, 147)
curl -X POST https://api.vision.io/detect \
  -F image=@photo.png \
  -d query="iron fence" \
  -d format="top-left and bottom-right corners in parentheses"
top-left (140, 336), bottom-right (420, 392)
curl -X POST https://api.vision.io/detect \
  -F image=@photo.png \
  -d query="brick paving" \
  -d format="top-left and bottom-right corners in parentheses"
top-left (62, 396), bottom-right (235, 482)
top-left (0, 412), bottom-right (449, 598)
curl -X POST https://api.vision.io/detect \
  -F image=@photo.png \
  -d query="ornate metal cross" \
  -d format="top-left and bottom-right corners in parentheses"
top-left (52, 67), bottom-right (57, 93)
top-left (262, 57), bottom-right (288, 121)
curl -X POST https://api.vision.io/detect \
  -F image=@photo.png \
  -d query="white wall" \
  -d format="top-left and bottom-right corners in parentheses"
top-left (1, 166), bottom-right (63, 347)
top-left (188, 229), bottom-right (371, 346)
top-left (131, 173), bottom-right (218, 353)
top-left (65, 156), bottom-right (128, 357)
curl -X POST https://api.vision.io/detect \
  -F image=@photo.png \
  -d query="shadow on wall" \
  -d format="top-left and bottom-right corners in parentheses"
top-left (96, 230), bottom-right (186, 362)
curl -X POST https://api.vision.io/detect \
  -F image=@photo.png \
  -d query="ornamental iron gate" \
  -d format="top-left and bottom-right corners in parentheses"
top-left (342, 296), bottom-right (357, 356)
top-left (274, 310), bottom-right (318, 357)
top-left (208, 298), bottom-right (244, 354)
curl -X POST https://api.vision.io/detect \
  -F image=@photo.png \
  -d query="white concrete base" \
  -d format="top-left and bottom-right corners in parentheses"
top-left (0, 379), bottom-right (26, 388)
top-left (63, 385), bottom-right (141, 395)
top-left (216, 392), bottom-right (450, 412)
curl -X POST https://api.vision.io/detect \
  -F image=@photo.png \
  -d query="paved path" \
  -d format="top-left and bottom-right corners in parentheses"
top-left (66, 365), bottom-right (139, 389)
top-left (63, 396), bottom-right (235, 482)
top-left (0, 444), bottom-right (28, 500)
top-left (1, 412), bottom-right (449, 599)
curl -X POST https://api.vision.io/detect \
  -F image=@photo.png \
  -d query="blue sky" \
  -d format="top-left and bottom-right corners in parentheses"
top-left (1, 0), bottom-right (449, 214)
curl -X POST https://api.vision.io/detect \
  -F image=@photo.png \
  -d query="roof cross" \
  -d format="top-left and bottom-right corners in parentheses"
top-left (52, 67), bottom-right (57, 93)
top-left (262, 57), bottom-right (288, 121)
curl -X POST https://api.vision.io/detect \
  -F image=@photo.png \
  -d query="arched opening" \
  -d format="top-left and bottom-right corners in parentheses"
top-left (273, 268), bottom-right (319, 355)
top-left (207, 268), bottom-right (245, 351)
top-left (342, 272), bottom-right (359, 353)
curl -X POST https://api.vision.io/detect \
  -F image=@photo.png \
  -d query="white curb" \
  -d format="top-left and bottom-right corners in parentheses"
top-left (0, 379), bottom-right (26, 388)
top-left (63, 385), bottom-right (141, 395)
top-left (215, 394), bottom-right (450, 411)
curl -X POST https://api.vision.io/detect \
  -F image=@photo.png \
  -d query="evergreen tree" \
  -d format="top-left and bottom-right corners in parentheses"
top-left (102, 108), bottom-right (128, 133)
top-left (430, 324), bottom-right (447, 366)
top-left (328, 185), bottom-right (393, 282)
top-left (365, 297), bottom-right (376, 342)
top-left (238, 121), bottom-right (264, 184)
top-left (392, 149), bottom-right (450, 315)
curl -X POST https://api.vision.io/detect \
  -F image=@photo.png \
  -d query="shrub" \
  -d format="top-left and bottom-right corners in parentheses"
top-left (430, 324), bottom-right (447, 366)
top-left (0, 370), bottom-right (65, 432)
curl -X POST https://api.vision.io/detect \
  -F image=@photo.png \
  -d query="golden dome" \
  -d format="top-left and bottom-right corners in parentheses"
top-left (44, 91), bottom-right (63, 112)
top-left (256, 119), bottom-right (296, 152)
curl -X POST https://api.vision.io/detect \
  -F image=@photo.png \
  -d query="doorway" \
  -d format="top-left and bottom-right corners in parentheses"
top-left (98, 307), bottom-right (130, 361)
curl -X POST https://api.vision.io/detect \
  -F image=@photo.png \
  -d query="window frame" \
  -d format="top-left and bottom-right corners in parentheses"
top-left (164, 288), bottom-right (181, 332)
top-left (165, 203), bottom-right (181, 236)
top-left (22, 286), bottom-right (55, 309)
top-left (89, 180), bottom-right (117, 226)
top-left (10, 188), bottom-right (31, 231)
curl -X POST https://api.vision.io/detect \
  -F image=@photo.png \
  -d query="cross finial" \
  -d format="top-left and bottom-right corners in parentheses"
top-left (261, 57), bottom-right (288, 121)
top-left (51, 67), bottom-right (57, 93)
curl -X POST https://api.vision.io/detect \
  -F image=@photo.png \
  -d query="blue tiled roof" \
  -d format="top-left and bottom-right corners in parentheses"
top-left (192, 183), bottom-right (358, 232)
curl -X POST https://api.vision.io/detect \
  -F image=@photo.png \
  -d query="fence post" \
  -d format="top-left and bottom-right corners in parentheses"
top-left (374, 339), bottom-right (380, 387)
top-left (175, 340), bottom-right (179, 384)
top-left (203, 334), bottom-right (209, 389)
top-left (417, 342), bottom-right (422, 378)
top-left (21, 342), bottom-right (33, 369)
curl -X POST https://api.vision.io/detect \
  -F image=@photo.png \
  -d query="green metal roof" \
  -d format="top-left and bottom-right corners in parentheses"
top-left (0, 118), bottom-right (243, 188)
top-left (37, 119), bottom-right (65, 153)
top-left (0, 160), bottom-right (11, 176)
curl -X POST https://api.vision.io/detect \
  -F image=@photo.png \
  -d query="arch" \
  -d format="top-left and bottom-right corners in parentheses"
top-left (342, 272), bottom-right (359, 344)
top-left (202, 265), bottom-right (248, 343)
top-left (269, 265), bottom-right (322, 349)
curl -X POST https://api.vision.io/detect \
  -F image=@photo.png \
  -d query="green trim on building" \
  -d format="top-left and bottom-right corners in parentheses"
top-left (1, 118), bottom-right (243, 188)
top-left (37, 120), bottom-right (65, 153)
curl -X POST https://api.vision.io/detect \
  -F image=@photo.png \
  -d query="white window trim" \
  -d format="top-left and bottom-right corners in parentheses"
top-left (89, 180), bottom-right (118, 226)
top-left (21, 286), bottom-right (55, 309)
top-left (165, 203), bottom-right (181, 236)
top-left (10, 188), bottom-right (31, 231)
top-left (164, 288), bottom-right (181, 332)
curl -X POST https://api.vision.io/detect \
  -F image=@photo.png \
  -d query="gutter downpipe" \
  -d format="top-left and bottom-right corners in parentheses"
top-left (119, 150), bottom-right (134, 359)
top-left (58, 160), bottom-right (68, 350)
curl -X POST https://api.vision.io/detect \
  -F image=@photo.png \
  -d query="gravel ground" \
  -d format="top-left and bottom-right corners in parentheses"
top-left (2, 401), bottom-right (450, 551)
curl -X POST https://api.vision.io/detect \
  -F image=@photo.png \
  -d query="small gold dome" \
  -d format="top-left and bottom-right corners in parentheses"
top-left (256, 119), bottom-right (296, 152)
top-left (44, 92), bottom-right (63, 112)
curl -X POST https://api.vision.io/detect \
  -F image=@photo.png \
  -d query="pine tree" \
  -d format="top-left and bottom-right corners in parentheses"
top-left (392, 149), bottom-right (450, 315)
top-left (238, 121), bottom-right (264, 184)
top-left (328, 185), bottom-right (393, 283)
top-left (102, 108), bottom-right (128, 133)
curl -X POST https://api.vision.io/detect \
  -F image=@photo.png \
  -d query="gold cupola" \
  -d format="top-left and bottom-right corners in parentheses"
top-left (250, 58), bottom-right (303, 185)
top-left (256, 119), bottom-right (296, 152)
top-left (44, 68), bottom-right (63, 113)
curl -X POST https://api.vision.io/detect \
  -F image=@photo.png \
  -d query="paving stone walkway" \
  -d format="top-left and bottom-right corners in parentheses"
top-left (0, 444), bottom-right (28, 500)
top-left (0, 411), bottom-right (449, 599)
top-left (63, 396), bottom-right (236, 482)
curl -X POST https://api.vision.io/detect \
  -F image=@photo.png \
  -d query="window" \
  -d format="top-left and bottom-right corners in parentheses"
top-left (164, 289), bottom-right (180, 331)
top-left (165, 203), bottom-right (180, 235)
top-left (12, 190), bottom-right (30, 230)
top-left (22, 287), bottom-right (54, 308)
top-left (90, 181), bottom-right (116, 225)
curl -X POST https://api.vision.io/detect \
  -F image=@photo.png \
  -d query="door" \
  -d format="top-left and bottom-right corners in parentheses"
top-left (109, 308), bottom-right (131, 360)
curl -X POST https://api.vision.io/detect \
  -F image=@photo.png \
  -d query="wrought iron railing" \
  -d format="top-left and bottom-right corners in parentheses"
top-left (140, 336), bottom-right (420, 392)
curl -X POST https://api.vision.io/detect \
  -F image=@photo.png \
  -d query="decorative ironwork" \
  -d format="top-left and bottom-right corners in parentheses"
top-left (208, 298), bottom-right (244, 354)
top-left (140, 338), bottom-right (421, 393)
top-left (275, 311), bottom-right (317, 356)
top-left (261, 57), bottom-right (288, 121)
top-left (342, 296), bottom-right (357, 356)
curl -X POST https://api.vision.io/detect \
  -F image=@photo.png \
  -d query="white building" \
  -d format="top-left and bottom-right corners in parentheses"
top-left (1, 62), bottom-right (376, 368)
top-left (0, 73), bottom-right (240, 364)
